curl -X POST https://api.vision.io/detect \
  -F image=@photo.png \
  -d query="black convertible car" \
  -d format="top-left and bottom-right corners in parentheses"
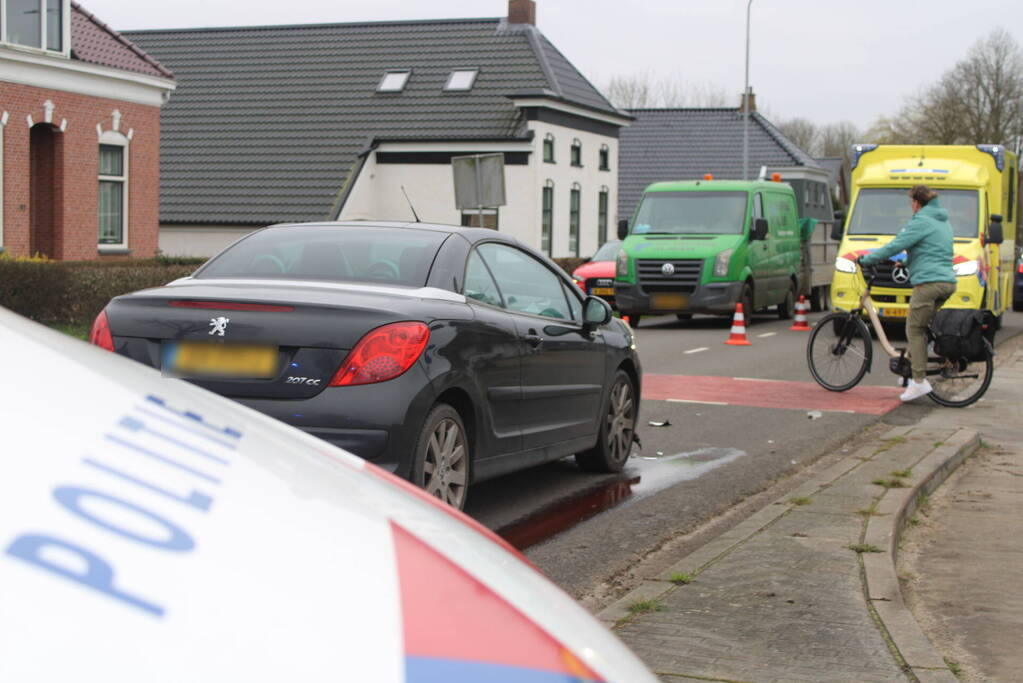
top-left (91, 222), bottom-right (641, 509)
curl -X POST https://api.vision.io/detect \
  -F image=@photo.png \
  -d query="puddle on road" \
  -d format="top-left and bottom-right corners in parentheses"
top-left (497, 446), bottom-right (747, 550)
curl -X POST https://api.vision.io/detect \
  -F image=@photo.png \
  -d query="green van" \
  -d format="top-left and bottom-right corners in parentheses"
top-left (614, 176), bottom-right (830, 326)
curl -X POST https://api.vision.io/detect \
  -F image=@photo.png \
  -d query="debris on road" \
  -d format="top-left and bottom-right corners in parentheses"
top-left (648, 419), bottom-right (672, 427)
top-left (807, 411), bottom-right (823, 420)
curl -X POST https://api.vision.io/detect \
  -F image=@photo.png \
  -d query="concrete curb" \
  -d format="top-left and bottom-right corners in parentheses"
top-left (863, 428), bottom-right (980, 683)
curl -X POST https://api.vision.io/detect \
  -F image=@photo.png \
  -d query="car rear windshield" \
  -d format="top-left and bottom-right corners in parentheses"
top-left (847, 188), bottom-right (979, 238)
top-left (195, 226), bottom-right (447, 286)
top-left (632, 191), bottom-right (748, 235)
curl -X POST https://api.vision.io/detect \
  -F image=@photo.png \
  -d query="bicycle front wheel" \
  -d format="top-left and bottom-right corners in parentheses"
top-left (807, 312), bottom-right (873, 391)
top-left (927, 347), bottom-right (993, 408)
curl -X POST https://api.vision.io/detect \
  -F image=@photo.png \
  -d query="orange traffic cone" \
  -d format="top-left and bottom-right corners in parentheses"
top-left (725, 303), bottom-right (752, 346)
top-left (789, 295), bottom-right (811, 331)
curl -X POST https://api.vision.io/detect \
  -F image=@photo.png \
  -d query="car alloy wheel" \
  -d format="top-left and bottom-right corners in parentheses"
top-left (421, 411), bottom-right (469, 509)
top-left (605, 378), bottom-right (635, 466)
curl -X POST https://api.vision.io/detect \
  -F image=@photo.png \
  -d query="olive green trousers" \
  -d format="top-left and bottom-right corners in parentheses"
top-left (907, 281), bottom-right (957, 381)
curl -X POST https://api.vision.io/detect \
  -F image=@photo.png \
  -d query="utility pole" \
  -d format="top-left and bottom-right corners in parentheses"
top-left (742, 0), bottom-right (754, 180)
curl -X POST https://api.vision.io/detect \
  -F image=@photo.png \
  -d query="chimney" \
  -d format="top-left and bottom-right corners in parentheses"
top-left (739, 88), bottom-right (757, 113)
top-left (508, 0), bottom-right (536, 25)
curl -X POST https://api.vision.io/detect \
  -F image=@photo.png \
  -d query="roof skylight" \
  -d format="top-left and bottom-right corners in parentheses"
top-left (378, 70), bottom-right (411, 93)
top-left (444, 69), bottom-right (478, 91)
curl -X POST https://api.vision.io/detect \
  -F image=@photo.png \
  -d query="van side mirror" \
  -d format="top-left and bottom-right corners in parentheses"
top-left (833, 210), bottom-right (845, 221)
top-left (988, 214), bottom-right (1004, 245)
top-left (752, 218), bottom-right (769, 241)
top-left (617, 219), bottom-right (629, 240)
top-left (830, 221), bottom-right (844, 241)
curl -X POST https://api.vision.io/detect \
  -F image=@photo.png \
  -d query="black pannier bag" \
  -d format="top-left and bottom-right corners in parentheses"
top-left (930, 309), bottom-right (989, 361)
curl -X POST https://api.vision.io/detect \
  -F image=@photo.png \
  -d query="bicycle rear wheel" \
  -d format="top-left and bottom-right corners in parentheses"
top-left (927, 347), bottom-right (993, 407)
top-left (807, 312), bottom-right (873, 391)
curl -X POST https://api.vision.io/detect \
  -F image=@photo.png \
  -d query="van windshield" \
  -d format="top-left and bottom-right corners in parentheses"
top-left (632, 191), bottom-right (748, 235)
top-left (847, 188), bottom-right (979, 238)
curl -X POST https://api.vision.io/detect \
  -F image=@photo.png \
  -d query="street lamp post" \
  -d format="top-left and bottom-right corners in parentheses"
top-left (742, 0), bottom-right (754, 180)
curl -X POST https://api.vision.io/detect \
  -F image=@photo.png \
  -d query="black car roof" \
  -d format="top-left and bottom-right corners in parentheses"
top-left (263, 220), bottom-right (524, 247)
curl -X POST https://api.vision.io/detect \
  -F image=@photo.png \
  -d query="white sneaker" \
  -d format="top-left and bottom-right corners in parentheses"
top-left (900, 379), bottom-right (933, 402)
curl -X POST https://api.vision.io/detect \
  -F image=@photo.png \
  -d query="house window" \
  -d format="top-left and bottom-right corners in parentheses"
top-left (543, 133), bottom-right (555, 163)
top-left (377, 70), bottom-right (410, 92)
top-left (542, 181), bottom-right (554, 256)
top-left (444, 69), bottom-right (478, 91)
top-left (98, 141), bottom-right (128, 247)
top-left (3, 0), bottom-right (66, 52)
top-left (599, 144), bottom-right (610, 171)
top-left (598, 187), bottom-right (609, 245)
top-left (570, 139), bottom-right (582, 167)
top-left (569, 184), bottom-right (581, 257)
top-left (460, 208), bottom-right (498, 229)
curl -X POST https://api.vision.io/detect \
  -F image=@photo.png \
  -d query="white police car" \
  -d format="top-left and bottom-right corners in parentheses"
top-left (0, 308), bottom-right (656, 683)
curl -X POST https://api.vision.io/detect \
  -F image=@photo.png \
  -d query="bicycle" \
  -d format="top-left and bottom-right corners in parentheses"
top-left (806, 263), bottom-right (994, 407)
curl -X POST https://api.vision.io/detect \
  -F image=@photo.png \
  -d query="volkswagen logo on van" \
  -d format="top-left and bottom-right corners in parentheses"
top-left (891, 262), bottom-right (910, 285)
top-left (661, 262), bottom-right (676, 276)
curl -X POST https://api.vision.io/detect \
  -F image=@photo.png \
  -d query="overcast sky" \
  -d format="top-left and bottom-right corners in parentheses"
top-left (84, 0), bottom-right (1023, 132)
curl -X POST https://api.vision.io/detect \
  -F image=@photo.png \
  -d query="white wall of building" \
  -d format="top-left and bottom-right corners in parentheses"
top-left (159, 225), bottom-right (257, 257)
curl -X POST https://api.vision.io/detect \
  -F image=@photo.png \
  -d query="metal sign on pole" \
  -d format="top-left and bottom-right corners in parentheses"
top-left (452, 153), bottom-right (506, 228)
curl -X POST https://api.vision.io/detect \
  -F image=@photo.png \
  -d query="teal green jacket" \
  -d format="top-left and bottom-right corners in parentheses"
top-left (859, 199), bottom-right (955, 285)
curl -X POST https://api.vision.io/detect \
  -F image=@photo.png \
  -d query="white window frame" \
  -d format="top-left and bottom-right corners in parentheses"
top-left (444, 68), bottom-right (478, 91)
top-left (1, 0), bottom-right (71, 57)
top-left (0, 111), bottom-right (6, 251)
top-left (377, 70), bottom-right (411, 93)
top-left (98, 130), bottom-right (129, 251)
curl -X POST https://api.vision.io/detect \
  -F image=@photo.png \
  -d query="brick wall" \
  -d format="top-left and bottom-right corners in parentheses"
top-left (0, 82), bottom-right (161, 260)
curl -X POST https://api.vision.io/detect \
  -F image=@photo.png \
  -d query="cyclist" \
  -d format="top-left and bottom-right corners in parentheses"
top-left (858, 185), bottom-right (956, 402)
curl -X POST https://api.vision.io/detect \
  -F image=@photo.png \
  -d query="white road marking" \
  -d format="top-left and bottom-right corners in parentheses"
top-left (667, 398), bottom-right (729, 406)
top-left (684, 347), bottom-right (709, 354)
top-left (756, 332), bottom-right (777, 338)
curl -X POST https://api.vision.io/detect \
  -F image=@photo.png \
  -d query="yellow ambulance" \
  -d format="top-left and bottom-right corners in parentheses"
top-left (831, 144), bottom-right (1019, 324)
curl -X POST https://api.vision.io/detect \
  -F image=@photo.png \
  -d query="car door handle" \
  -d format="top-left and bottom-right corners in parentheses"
top-left (523, 332), bottom-right (543, 347)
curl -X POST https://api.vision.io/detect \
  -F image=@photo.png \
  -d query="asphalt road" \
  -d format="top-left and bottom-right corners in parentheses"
top-left (466, 307), bottom-right (1023, 600)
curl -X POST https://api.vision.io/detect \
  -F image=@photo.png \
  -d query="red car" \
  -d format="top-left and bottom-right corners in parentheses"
top-left (572, 240), bottom-right (621, 306)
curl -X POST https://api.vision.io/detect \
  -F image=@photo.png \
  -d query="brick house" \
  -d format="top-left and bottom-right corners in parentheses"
top-left (0, 1), bottom-right (175, 260)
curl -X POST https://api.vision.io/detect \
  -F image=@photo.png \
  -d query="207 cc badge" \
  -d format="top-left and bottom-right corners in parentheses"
top-left (209, 316), bottom-right (230, 336)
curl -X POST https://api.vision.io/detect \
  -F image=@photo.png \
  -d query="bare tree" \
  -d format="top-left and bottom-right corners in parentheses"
top-left (604, 72), bottom-right (730, 109)
top-left (775, 117), bottom-right (819, 154)
top-left (871, 29), bottom-right (1023, 147)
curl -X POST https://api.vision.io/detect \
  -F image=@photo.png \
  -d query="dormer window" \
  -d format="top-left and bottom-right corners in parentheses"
top-left (2, 0), bottom-right (68, 53)
top-left (444, 69), bottom-right (478, 91)
top-left (377, 70), bottom-right (410, 93)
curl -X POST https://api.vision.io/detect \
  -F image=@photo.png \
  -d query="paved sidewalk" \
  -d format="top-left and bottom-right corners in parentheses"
top-left (599, 341), bottom-right (1023, 682)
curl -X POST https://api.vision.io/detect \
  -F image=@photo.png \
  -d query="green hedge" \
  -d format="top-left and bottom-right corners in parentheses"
top-left (553, 257), bottom-right (587, 274)
top-left (0, 259), bottom-right (201, 326)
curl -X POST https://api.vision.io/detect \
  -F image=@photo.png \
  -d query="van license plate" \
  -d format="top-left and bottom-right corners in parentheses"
top-left (164, 341), bottom-right (278, 379)
top-left (881, 308), bottom-right (908, 318)
top-left (650, 293), bottom-right (689, 310)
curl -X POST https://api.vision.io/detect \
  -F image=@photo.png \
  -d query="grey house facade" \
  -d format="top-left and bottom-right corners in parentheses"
top-left (618, 108), bottom-right (823, 222)
top-left (126, 0), bottom-right (631, 258)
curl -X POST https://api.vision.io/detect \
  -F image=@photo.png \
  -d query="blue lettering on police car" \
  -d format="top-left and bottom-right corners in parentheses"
top-left (3, 395), bottom-right (242, 618)
top-left (7, 534), bottom-right (164, 617)
top-left (83, 458), bottom-right (213, 512)
top-left (118, 416), bottom-right (231, 466)
top-left (54, 486), bottom-right (196, 551)
top-left (105, 434), bottom-right (221, 484)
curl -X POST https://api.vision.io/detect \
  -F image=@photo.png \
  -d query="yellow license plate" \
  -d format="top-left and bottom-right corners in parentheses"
top-left (650, 292), bottom-right (689, 310)
top-left (881, 307), bottom-right (908, 318)
top-left (166, 341), bottom-right (278, 378)
top-left (591, 287), bottom-right (614, 296)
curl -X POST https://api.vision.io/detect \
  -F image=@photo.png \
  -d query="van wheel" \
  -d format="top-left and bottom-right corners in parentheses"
top-left (740, 283), bottom-right (755, 326)
top-left (777, 283), bottom-right (796, 319)
top-left (411, 403), bottom-right (470, 510)
top-left (576, 370), bottom-right (636, 473)
top-left (676, 313), bottom-right (693, 321)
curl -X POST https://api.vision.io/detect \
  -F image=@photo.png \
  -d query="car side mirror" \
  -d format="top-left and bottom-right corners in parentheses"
top-left (752, 217), bottom-right (769, 241)
top-left (830, 220), bottom-right (844, 241)
top-left (583, 295), bottom-right (613, 328)
top-left (617, 219), bottom-right (629, 240)
top-left (988, 214), bottom-right (1004, 245)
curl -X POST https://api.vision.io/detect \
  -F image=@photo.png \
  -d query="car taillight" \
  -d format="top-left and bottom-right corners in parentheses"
top-left (329, 321), bottom-right (430, 387)
top-left (1018, 262), bottom-right (1023, 274)
top-left (89, 309), bottom-right (115, 352)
